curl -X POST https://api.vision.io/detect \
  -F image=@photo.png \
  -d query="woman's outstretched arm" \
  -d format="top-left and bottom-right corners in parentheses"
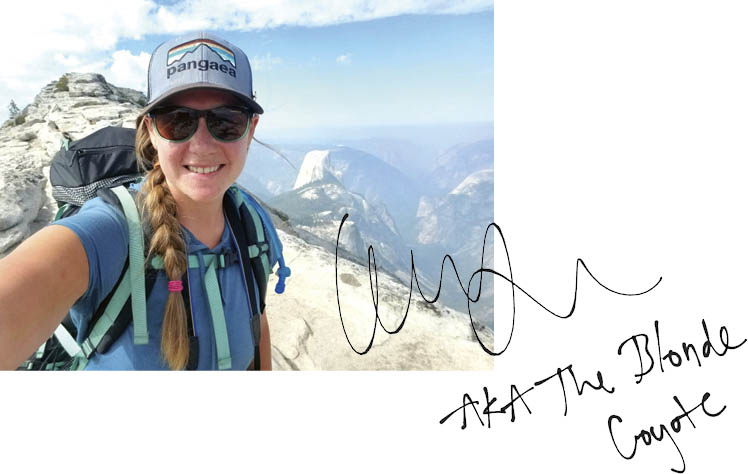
top-left (0, 226), bottom-right (88, 369)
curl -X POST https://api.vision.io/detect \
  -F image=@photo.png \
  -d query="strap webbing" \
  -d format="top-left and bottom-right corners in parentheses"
top-left (247, 243), bottom-right (269, 258)
top-left (183, 270), bottom-right (199, 370)
top-left (54, 325), bottom-right (82, 357)
top-left (224, 198), bottom-right (261, 370)
top-left (70, 354), bottom-right (88, 371)
top-left (81, 267), bottom-right (133, 357)
top-left (54, 203), bottom-right (72, 221)
top-left (242, 194), bottom-right (266, 243)
top-left (202, 256), bottom-right (232, 370)
top-left (150, 253), bottom-right (232, 270)
top-left (252, 314), bottom-right (261, 370)
top-left (35, 341), bottom-right (46, 359)
top-left (111, 186), bottom-right (148, 345)
top-left (260, 253), bottom-right (271, 278)
top-left (230, 188), bottom-right (271, 282)
top-left (45, 361), bottom-right (69, 370)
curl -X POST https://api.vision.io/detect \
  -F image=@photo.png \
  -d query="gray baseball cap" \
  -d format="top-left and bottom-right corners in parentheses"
top-left (142, 31), bottom-right (263, 115)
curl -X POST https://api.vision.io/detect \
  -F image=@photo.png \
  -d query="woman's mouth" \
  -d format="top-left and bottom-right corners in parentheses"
top-left (185, 164), bottom-right (224, 175)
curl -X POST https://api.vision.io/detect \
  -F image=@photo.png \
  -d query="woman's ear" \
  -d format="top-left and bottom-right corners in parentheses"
top-left (249, 114), bottom-right (259, 137)
top-left (144, 115), bottom-right (158, 145)
top-left (246, 115), bottom-right (259, 153)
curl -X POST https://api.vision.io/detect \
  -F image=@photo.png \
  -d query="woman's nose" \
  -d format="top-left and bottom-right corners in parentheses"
top-left (189, 117), bottom-right (216, 148)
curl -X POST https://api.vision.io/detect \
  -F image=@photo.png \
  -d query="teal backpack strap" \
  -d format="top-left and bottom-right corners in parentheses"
top-left (151, 253), bottom-right (231, 269)
top-left (110, 186), bottom-right (148, 345)
top-left (54, 203), bottom-right (73, 221)
top-left (80, 266), bottom-right (134, 357)
top-left (229, 187), bottom-right (272, 279)
top-left (230, 185), bottom-right (291, 293)
top-left (53, 325), bottom-right (82, 358)
top-left (34, 341), bottom-right (47, 359)
top-left (199, 254), bottom-right (232, 370)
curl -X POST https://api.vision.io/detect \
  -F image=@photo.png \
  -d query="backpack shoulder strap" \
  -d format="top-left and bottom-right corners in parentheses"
top-left (224, 187), bottom-right (265, 370)
top-left (109, 186), bottom-right (148, 345)
top-left (229, 185), bottom-right (291, 293)
top-left (80, 264), bottom-right (137, 358)
top-left (74, 185), bottom-right (153, 365)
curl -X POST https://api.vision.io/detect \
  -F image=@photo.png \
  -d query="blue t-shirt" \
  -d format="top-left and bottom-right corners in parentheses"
top-left (51, 189), bottom-right (256, 370)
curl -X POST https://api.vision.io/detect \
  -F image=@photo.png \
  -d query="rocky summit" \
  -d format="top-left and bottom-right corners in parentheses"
top-left (0, 72), bottom-right (494, 370)
top-left (0, 73), bottom-right (144, 256)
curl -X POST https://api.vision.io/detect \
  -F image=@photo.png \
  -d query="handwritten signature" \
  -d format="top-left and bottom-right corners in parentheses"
top-left (609, 391), bottom-right (725, 473)
top-left (437, 317), bottom-right (744, 472)
top-left (334, 215), bottom-right (661, 356)
top-left (333, 214), bottom-right (745, 472)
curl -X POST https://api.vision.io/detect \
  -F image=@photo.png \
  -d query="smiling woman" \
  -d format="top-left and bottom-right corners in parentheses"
top-left (142, 89), bottom-right (260, 248)
top-left (0, 32), bottom-right (284, 371)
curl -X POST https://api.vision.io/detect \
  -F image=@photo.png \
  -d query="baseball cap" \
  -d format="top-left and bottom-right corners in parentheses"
top-left (142, 31), bottom-right (263, 116)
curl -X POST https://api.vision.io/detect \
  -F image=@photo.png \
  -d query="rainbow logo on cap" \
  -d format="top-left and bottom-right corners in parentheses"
top-left (167, 39), bottom-right (236, 67)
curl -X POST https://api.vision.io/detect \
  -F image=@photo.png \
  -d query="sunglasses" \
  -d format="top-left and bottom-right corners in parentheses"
top-left (149, 105), bottom-right (253, 142)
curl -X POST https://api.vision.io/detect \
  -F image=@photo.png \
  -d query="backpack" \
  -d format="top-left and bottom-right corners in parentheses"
top-left (21, 126), bottom-right (290, 370)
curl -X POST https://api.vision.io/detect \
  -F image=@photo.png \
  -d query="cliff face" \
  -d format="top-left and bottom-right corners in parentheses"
top-left (0, 72), bottom-right (494, 370)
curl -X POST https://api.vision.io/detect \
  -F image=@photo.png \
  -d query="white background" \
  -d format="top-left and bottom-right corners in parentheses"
top-left (2, 1), bottom-right (747, 473)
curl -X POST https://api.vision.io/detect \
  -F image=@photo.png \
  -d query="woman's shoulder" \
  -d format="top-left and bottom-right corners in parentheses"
top-left (50, 194), bottom-right (132, 324)
top-left (51, 196), bottom-right (130, 268)
top-left (57, 196), bottom-right (128, 231)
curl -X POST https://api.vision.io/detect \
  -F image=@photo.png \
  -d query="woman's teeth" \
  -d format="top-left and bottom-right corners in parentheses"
top-left (187, 165), bottom-right (221, 174)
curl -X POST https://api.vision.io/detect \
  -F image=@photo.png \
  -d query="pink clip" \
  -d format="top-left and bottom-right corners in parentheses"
top-left (168, 280), bottom-right (183, 292)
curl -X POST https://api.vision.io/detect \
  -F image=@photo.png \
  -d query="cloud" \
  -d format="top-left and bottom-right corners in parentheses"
top-left (0, 0), bottom-right (491, 119)
top-left (0, 0), bottom-right (157, 119)
top-left (148, 0), bottom-right (493, 30)
top-left (53, 54), bottom-right (84, 68)
top-left (251, 53), bottom-right (283, 71)
top-left (107, 50), bottom-right (152, 92)
top-left (336, 54), bottom-right (352, 65)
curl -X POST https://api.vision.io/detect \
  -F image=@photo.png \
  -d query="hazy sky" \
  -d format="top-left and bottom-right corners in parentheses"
top-left (0, 0), bottom-right (493, 131)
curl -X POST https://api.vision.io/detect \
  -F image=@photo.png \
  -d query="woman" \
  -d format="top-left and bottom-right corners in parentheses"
top-left (0, 32), bottom-right (273, 370)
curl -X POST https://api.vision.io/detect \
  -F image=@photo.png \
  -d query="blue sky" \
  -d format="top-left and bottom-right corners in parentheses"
top-left (0, 1), bottom-right (493, 131)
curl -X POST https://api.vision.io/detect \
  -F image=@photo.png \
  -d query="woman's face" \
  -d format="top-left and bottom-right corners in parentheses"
top-left (145, 88), bottom-right (259, 209)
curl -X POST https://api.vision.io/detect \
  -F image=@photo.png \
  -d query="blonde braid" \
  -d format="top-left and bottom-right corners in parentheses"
top-left (135, 117), bottom-right (190, 370)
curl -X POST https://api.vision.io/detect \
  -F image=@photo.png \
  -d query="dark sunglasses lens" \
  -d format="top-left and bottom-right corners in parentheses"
top-left (154, 108), bottom-right (198, 140)
top-left (207, 107), bottom-right (249, 141)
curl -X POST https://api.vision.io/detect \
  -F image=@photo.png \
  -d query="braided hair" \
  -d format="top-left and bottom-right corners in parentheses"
top-left (134, 116), bottom-right (190, 370)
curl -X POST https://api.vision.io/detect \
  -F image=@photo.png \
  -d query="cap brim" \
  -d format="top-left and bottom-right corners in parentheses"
top-left (140, 82), bottom-right (264, 117)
